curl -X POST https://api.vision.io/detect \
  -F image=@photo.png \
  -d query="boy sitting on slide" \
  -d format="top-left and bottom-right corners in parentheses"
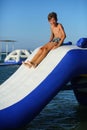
top-left (23, 12), bottom-right (66, 68)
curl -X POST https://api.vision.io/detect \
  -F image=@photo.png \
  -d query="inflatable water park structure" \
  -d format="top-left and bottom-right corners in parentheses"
top-left (0, 40), bottom-right (15, 60)
top-left (0, 40), bottom-right (31, 65)
top-left (0, 38), bottom-right (87, 129)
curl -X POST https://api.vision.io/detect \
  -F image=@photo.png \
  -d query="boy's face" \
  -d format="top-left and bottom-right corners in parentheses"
top-left (49, 17), bottom-right (57, 26)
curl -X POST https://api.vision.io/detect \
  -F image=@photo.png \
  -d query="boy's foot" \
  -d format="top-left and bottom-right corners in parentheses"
top-left (22, 61), bottom-right (32, 68)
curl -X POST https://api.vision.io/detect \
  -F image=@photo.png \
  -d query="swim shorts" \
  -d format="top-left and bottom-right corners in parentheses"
top-left (52, 38), bottom-right (61, 43)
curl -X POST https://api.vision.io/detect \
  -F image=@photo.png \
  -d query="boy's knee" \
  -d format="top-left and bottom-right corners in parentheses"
top-left (44, 47), bottom-right (48, 52)
top-left (40, 47), bottom-right (44, 50)
top-left (40, 47), bottom-right (47, 51)
top-left (40, 47), bottom-right (49, 54)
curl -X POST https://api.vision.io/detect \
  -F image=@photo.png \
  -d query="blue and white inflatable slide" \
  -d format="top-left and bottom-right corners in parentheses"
top-left (0, 44), bottom-right (87, 129)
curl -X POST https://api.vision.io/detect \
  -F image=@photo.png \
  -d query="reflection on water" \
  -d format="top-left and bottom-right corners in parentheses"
top-left (26, 91), bottom-right (87, 130)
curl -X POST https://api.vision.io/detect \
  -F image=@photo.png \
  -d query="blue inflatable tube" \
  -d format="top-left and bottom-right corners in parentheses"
top-left (0, 45), bottom-right (87, 129)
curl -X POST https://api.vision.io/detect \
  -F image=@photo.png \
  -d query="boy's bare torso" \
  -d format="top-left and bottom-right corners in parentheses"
top-left (43, 23), bottom-right (65, 50)
top-left (51, 23), bottom-right (63, 39)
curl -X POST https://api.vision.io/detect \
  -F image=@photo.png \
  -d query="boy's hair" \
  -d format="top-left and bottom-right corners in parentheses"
top-left (48, 12), bottom-right (58, 21)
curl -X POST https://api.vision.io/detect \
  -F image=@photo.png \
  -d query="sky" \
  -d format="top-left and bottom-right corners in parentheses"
top-left (0, 0), bottom-right (87, 51)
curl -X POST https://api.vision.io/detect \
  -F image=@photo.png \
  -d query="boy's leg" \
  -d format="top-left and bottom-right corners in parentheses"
top-left (32, 47), bottom-right (49, 68)
top-left (23, 42), bottom-right (56, 68)
top-left (32, 42), bottom-right (55, 67)
top-left (30, 47), bottom-right (44, 63)
top-left (23, 47), bottom-right (43, 67)
top-left (30, 42), bottom-right (50, 64)
top-left (33, 42), bottom-right (58, 67)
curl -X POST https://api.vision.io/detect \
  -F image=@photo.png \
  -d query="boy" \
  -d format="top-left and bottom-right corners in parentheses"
top-left (23, 12), bottom-right (66, 68)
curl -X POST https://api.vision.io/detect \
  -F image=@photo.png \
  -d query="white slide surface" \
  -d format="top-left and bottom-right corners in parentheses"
top-left (0, 45), bottom-right (83, 110)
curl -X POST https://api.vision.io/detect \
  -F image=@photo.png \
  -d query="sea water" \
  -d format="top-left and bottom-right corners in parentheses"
top-left (0, 65), bottom-right (87, 130)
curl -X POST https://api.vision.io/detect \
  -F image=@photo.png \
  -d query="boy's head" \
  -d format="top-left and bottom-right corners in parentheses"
top-left (48, 12), bottom-right (58, 24)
